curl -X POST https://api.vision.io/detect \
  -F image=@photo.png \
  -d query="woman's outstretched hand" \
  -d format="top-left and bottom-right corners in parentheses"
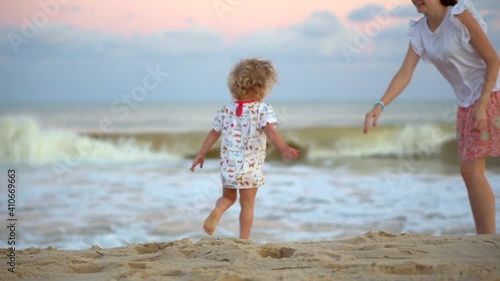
top-left (363, 106), bottom-right (383, 134)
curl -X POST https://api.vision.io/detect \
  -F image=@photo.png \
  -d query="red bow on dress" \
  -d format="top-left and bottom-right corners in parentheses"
top-left (234, 100), bottom-right (256, 117)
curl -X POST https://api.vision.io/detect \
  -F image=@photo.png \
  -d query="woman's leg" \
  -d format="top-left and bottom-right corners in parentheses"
top-left (203, 187), bottom-right (237, 235)
top-left (461, 158), bottom-right (496, 234)
top-left (239, 187), bottom-right (259, 239)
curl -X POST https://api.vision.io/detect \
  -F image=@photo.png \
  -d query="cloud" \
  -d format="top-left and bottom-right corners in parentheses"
top-left (0, 7), bottom-right (499, 103)
top-left (348, 0), bottom-right (500, 24)
top-left (390, 5), bottom-right (420, 18)
top-left (473, 0), bottom-right (500, 11)
top-left (5, 7), bottom-right (493, 66)
top-left (473, 0), bottom-right (500, 31)
top-left (228, 11), bottom-right (412, 64)
top-left (0, 12), bottom-right (348, 63)
top-left (0, 24), bottom-right (125, 61)
top-left (297, 11), bottom-right (341, 38)
top-left (0, 23), bottom-right (226, 61)
top-left (347, 4), bottom-right (386, 22)
top-left (349, 24), bottom-right (410, 63)
top-left (347, 4), bottom-right (418, 22)
top-left (133, 25), bottom-right (226, 59)
top-left (230, 11), bottom-right (347, 61)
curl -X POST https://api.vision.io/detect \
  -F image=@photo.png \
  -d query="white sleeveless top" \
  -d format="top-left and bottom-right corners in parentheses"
top-left (408, 0), bottom-right (500, 107)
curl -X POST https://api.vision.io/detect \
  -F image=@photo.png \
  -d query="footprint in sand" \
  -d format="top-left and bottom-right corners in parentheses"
top-left (134, 242), bottom-right (170, 254)
top-left (258, 244), bottom-right (296, 259)
top-left (373, 262), bottom-right (435, 275)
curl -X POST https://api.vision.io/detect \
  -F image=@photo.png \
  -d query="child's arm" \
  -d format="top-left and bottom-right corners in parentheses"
top-left (262, 125), bottom-right (300, 160)
top-left (190, 129), bottom-right (221, 171)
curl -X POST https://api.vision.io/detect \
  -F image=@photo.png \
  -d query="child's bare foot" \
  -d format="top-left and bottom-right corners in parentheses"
top-left (203, 210), bottom-right (221, 235)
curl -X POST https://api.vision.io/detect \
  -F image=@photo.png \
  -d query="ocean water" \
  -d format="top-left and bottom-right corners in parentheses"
top-left (0, 100), bottom-right (499, 250)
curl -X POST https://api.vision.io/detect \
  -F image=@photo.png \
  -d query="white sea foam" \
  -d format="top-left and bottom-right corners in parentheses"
top-left (1, 160), bottom-right (497, 250)
top-left (0, 117), bottom-right (179, 163)
top-left (1, 117), bottom-right (458, 164)
top-left (0, 102), bottom-right (497, 250)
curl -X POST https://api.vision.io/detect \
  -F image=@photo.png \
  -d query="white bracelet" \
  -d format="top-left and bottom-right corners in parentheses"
top-left (373, 101), bottom-right (385, 111)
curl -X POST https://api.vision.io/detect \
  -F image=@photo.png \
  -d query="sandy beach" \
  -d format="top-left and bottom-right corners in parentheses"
top-left (2, 231), bottom-right (499, 281)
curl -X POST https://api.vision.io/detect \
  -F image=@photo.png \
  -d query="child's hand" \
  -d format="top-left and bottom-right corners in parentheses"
top-left (190, 154), bottom-right (205, 172)
top-left (281, 146), bottom-right (300, 160)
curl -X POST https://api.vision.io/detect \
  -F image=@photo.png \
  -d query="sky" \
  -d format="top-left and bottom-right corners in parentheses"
top-left (0, 0), bottom-right (499, 103)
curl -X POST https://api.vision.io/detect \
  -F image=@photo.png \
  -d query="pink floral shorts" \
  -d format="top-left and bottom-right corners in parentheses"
top-left (456, 91), bottom-right (500, 162)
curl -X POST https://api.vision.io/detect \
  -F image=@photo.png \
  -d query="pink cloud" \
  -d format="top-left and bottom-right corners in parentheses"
top-left (0, 0), bottom-right (405, 39)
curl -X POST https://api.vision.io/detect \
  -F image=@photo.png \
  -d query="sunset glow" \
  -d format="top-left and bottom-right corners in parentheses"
top-left (1, 0), bottom-right (414, 39)
top-left (1, 0), bottom-right (498, 103)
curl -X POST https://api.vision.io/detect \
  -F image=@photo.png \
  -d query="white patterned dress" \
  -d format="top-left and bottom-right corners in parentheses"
top-left (213, 101), bottom-right (278, 189)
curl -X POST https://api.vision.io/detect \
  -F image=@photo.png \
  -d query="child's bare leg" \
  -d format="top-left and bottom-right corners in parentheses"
top-left (204, 187), bottom-right (237, 235)
top-left (461, 158), bottom-right (497, 234)
top-left (239, 187), bottom-right (259, 239)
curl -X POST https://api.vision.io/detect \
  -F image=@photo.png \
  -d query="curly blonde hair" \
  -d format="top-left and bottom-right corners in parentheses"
top-left (227, 58), bottom-right (278, 101)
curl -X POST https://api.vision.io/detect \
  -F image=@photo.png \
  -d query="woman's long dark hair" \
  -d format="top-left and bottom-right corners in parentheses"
top-left (440, 0), bottom-right (457, 6)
